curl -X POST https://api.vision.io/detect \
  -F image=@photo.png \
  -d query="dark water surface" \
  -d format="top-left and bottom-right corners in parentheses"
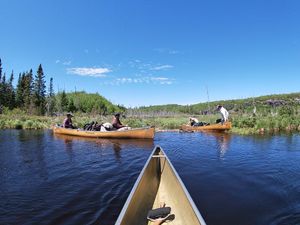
top-left (1, 130), bottom-right (300, 225)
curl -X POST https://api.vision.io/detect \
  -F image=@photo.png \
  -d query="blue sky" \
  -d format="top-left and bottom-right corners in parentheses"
top-left (0, 0), bottom-right (299, 107)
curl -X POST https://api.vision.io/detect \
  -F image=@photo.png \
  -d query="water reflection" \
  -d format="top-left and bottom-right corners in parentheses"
top-left (203, 132), bottom-right (231, 158)
top-left (53, 134), bottom-right (154, 162)
top-left (18, 130), bottom-right (49, 180)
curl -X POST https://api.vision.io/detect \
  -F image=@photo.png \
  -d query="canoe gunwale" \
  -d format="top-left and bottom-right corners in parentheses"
top-left (181, 122), bottom-right (232, 132)
top-left (114, 146), bottom-right (160, 225)
top-left (115, 145), bottom-right (207, 225)
top-left (160, 147), bottom-right (207, 225)
top-left (53, 126), bottom-right (155, 139)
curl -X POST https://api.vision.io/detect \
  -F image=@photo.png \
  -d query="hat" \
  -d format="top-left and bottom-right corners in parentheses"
top-left (66, 113), bottom-right (74, 117)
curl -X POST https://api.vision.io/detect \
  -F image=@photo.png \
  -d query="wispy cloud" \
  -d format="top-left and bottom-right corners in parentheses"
top-left (62, 61), bottom-right (71, 66)
top-left (67, 67), bottom-right (111, 77)
top-left (154, 48), bottom-right (180, 55)
top-left (110, 76), bottom-right (174, 85)
top-left (151, 64), bottom-right (173, 71)
top-left (55, 59), bottom-right (72, 66)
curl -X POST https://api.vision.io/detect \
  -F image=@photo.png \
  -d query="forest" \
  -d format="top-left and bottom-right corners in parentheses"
top-left (0, 58), bottom-right (123, 116)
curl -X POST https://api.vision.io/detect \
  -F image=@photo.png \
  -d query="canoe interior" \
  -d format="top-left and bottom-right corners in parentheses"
top-left (115, 146), bottom-right (206, 225)
top-left (181, 122), bottom-right (232, 132)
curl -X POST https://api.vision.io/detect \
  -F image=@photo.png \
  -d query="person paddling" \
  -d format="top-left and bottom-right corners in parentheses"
top-left (63, 113), bottom-right (75, 129)
top-left (112, 113), bottom-right (131, 130)
top-left (112, 113), bottom-right (126, 129)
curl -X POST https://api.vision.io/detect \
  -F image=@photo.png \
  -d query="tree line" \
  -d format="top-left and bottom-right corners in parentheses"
top-left (0, 59), bottom-right (51, 115)
top-left (0, 58), bottom-right (123, 116)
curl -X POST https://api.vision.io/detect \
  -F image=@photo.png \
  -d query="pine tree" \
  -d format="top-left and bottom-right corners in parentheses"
top-left (0, 58), bottom-right (2, 81)
top-left (46, 77), bottom-right (56, 116)
top-left (0, 73), bottom-right (7, 107)
top-left (16, 73), bottom-right (22, 107)
top-left (68, 98), bottom-right (76, 112)
top-left (24, 70), bottom-right (33, 112)
top-left (33, 64), bottom-right (46, 115)
top-left (0, 59), bottom-right (3, 110)
top-left (7, 71), bottom-right (15, 109)
top-left (60, 90), bottom-right (68, 113)
top-left (16, 73), bottom-right (25, 108)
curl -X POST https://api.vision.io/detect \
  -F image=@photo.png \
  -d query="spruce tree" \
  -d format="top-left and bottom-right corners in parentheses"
top-left (0, 73), bottom-right (7, 107)
top-left (46, 77), bottom-right (56, 116)
top-left (24, 70), bottom-right (34, 112)
top-left (0, 58), bottom-right (2, 81)
top-left (60, 90), bottom-right (68, 113)
top-left (7, 71), bottom-right (15, 109)
top-left (16, 73), bottom-right (25, 108)
top-left (33, 64), bottom-right (46, 115)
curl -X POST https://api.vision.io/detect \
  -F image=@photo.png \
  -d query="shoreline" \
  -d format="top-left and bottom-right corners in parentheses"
top-left (1, 114), bottom-right (300, 135)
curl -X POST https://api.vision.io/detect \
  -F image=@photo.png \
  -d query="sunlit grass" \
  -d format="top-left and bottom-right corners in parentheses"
top-left (1, 112), bottom-right (300, 135)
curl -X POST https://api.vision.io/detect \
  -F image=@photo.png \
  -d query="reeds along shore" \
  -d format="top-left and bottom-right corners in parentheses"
top-left (1, 111), bottom-right (300, 135)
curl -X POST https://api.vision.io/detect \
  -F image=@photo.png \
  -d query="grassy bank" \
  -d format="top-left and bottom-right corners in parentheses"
top-left (1, 112), bottom-right (300, 135)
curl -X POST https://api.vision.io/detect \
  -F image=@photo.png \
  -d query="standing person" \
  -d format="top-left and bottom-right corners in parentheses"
top-left (217, 105), bottom-right (229, 123)
top-left (112, 113), bottom-right (126, 129)
top-left (63, 113), bottom-right (75, 129)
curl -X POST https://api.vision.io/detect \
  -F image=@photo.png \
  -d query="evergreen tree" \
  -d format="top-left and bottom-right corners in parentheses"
top-left (0, 58), bottom-right (2, 81)
top-left (68, 98), bottom-right (76, 112)
top-left (60, 90), bottom-right (69, 112)
top-left (7, 71), bottom-right (15, 109)
top-left (16, 73), bottom-right (25, 108)
top-left (46, 77), bottom-right (56, 116)
top-left (24, 70), bottom-right (34, 112)
top-left (0, 73), bottom-right (7, 107)
top-left (0, 59), bottom-right (3, 109)
top-left (33, 64), bottom-right (46, 115)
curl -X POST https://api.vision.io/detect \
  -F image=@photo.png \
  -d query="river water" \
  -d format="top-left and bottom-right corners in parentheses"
top-left (0, 130), bottom-right (300, 225)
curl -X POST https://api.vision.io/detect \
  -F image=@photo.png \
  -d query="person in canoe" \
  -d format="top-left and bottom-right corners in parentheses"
top-left (216, 105), bottom-right (229, 124)
top-left (63, 113), bottom-right (76, 129)
top-left (189, 117), bottom-right (209, 126)
top-left (189, 117), bottom-right (199, 126)
top-left (112, 113), bottom-right (131, 130)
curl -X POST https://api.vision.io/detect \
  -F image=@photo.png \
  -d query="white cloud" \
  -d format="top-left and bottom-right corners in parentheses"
top-left (113, 76), bottom-right (173, 85)
top-left (55, 59), bottom-right (72, 66)
top-left (150, 77), bottom-right (168, 81)
top-left (62, 61), bottom-right (71, 65)
top-left (151, 65), bottom-right (174, 71)
top-left (67, 67), bottom-right (111, 77)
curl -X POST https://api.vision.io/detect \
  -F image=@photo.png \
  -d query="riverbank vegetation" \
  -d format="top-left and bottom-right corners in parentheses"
top-left (1, 108), bottom-right (300, 135)
top-left (1, 58), bottom-right (300, 134)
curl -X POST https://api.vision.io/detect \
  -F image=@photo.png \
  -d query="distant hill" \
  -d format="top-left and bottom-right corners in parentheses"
top-left (55, 91), bottom-right (125, 115)
top-left (131, 92), bottom-right (300, 115)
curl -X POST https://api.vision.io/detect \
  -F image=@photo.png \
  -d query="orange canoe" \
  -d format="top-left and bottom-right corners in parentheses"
top-left (181, 122), bottom-right (232, 132)
top-left (52, 126), bottom-right (155, 139)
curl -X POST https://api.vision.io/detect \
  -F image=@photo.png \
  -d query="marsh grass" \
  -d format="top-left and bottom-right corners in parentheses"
top-left (1, 112), bottom-right (300, 135)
